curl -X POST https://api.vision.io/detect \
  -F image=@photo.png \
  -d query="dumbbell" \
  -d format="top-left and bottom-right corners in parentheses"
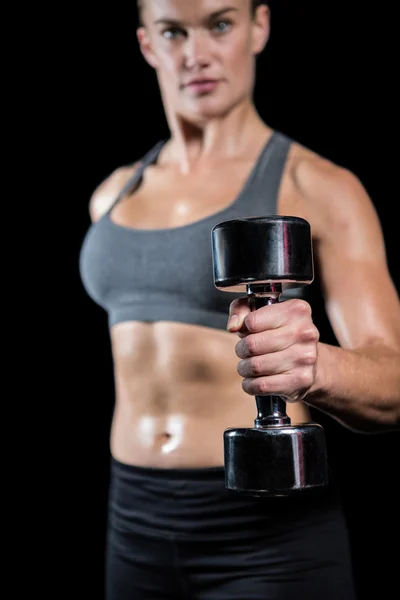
top-left (211, 216), bottom-right (329, 497)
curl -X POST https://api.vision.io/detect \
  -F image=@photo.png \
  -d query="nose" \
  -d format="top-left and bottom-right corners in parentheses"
top-left (183, 30), bottom-right (212, 71)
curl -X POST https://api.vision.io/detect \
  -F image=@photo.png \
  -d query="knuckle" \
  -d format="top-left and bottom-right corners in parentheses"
top-left (243, 334), bottom-right (259, 357)
top-left (291, 299), bottom-right (311, 316)
top-left (249, 356), bottom-right (264, 376)
top-left (256, 378), bottom-right (271, 395)
top-left (296, 369), bottom-right (314, 390)
top-left (298, 324), bottom-right (319, 343)
top-left (243, 312), bottom-right (258, 333)
top-left (311, 329), bottom-right (320, 344)
top-left (309, 325), bottom-right (320, 343)
top-left (299, 346), bottom-right (317, 366)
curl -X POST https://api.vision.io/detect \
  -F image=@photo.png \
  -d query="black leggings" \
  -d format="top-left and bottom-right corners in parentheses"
top-left (106, 457), bottom-right (357, 600)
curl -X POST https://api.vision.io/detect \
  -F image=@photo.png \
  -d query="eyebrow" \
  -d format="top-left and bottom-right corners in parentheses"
top-left (154, 7), bottom-right (239, 26)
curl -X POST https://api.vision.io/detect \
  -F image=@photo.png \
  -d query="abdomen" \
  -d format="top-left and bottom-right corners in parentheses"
top-left (109, 320), bottom-right (312, 467)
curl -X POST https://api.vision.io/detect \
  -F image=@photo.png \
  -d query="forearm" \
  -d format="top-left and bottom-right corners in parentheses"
top-left (306, 342), bottom-right (400, 433)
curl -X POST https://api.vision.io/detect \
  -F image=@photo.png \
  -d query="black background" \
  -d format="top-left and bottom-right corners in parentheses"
top-left (43, 1), bottom-right (399, 598)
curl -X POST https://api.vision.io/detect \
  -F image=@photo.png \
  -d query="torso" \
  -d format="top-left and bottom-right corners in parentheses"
top-left (85, 127), bottom-right (324, 468)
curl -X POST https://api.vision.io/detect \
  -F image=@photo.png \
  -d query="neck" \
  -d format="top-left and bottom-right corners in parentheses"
top-left (162, 100), bottom-right (269, 174)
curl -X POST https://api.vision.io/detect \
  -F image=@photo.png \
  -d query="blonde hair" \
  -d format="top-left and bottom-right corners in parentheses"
top-left (137, 1), bottom-right (265, 20)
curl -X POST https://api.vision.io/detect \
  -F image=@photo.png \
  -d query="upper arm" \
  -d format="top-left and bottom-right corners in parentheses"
top-left (89, 162), bottom-right (141, 223)
top-left (296, 158), bottom-right (400, 352)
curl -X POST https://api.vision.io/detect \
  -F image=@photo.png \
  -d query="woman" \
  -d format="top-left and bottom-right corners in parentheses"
top-left (79, 1), bottom-right (400, 598)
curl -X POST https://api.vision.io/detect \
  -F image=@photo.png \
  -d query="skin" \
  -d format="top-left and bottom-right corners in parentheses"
top-left (89, 0), bottom-right (400, 468)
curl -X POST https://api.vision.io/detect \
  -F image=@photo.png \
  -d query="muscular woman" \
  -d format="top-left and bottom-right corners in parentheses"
top-left (79, 1), bottom-right (400, 598)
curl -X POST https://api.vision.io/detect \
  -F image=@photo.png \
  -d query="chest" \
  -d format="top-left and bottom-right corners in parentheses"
top-left (109, 160), bottom-right (259, 230)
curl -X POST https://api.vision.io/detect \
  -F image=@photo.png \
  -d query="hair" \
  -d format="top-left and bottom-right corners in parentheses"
top-left (137, 1), bottom-right (265, 21)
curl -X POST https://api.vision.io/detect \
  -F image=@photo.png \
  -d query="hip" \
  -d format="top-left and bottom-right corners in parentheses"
top-left (106, 457), bottom-right (357, 600)
top-left (107, 455), bottom-right (348, 543)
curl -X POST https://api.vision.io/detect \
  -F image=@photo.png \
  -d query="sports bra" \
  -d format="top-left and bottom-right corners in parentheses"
top-left (79, 130), bottom-right (292, 330)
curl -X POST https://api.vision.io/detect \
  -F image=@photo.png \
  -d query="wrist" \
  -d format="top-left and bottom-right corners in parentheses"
top-left (306, 342), bottom-right (331, 402)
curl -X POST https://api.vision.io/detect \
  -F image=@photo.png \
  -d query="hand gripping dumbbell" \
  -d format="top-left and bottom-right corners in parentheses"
top-left (211, 216), bottom-right (329, 497)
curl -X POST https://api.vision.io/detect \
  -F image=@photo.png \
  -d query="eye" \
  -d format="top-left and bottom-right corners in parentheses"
top-left (212, 19), bottom-right (232, 34)
top-left (161, 27), bottom-right (186, 40)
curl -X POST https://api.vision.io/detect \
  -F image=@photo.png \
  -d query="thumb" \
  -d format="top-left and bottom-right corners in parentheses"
top-left (227, 297), bottom-right (252, 334)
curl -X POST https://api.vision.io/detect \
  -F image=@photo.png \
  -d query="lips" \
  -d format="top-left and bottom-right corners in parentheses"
top-left (185, 79), bottom-right (220, 94)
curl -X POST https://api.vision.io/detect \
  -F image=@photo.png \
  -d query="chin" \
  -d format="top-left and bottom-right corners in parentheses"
top-left (181, 97), bottom-right (237, 122)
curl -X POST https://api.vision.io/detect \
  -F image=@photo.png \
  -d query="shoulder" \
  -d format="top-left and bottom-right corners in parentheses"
top-left (89, 162), bottom-right (142, 223)
top-left (286, 141), bottom-right (380, 244)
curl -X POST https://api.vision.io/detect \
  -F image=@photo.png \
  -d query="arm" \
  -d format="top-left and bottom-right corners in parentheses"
top-left (229, 160), bottom-right (400, 433)
top-left (298, 161), bottom-right (400, 431)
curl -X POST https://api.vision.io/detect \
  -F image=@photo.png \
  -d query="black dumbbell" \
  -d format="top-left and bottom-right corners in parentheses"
top-left (211, 216), bottom-right (329, 497)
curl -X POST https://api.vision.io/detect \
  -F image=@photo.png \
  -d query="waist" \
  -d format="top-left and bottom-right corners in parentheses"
top-left (110, 396), bottom-right (313, 469)
top-left (108, 456), bottom-right (342, 542)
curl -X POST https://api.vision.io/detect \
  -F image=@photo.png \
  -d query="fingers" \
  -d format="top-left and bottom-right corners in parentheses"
top-left (227, 298), bottom-right (313, 336)
top-left (227, 298), bottom-right (319, 403)
top-left (244, 298), bottom-right (312, 334)
top-left (237, 341), bottom-right (318, 379)
top-left (237, 340), bottom-right (317, 403)
top-left (241, 370), bottom-right (315, 403)
top-left (226, 296), bottom-right (285, 338)
top-left (226, 297), bottom-right (252, 333)
top-left (235, 320), bottom-right (319, 359)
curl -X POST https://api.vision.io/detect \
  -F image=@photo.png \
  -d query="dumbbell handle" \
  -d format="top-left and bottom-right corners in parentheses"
top-left (249, 289), bottom-right (291, 427)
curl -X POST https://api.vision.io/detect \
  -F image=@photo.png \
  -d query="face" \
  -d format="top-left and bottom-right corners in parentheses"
top-left (137, 0), bottom-right (270, 122)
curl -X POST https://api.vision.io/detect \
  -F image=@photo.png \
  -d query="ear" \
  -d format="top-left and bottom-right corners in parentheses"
top-left (137, 26), bottom-right (159, 69)
top-left (252, 4), bottom-right (271, 55)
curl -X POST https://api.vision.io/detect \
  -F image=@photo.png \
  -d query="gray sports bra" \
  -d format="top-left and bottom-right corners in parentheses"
top-left (79, 130), bottom-right (292, 330)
